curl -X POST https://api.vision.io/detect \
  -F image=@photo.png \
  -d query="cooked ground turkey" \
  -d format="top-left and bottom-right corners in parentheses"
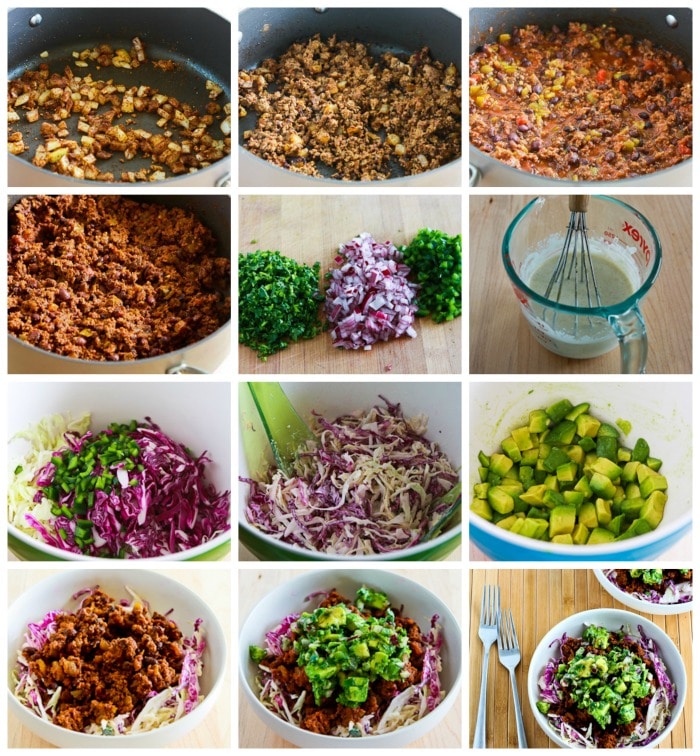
top-left (239, 35), bottom-right (461, 181)
top-left (550, 635), bottom-right (654, 748)
top-left (469, 22), bottom-right (692, 180)
top-left (263, 589), bottom-right (424, 735)
top-left (8, 195), bottom-right (230, 361)
top-left (21, 589), bottom-right (183, 732)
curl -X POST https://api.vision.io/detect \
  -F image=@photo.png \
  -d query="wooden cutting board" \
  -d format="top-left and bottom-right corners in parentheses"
top-left (238, 194), bottom-right (461, 374)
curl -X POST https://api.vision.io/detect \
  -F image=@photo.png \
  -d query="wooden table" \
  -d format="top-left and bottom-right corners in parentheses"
top-left (8, 568), bottom-right (231, 749)
top-left (469, 569), bottom-right (692, 748)
top-left (239, 194), bottom-right (461, 374)
top-left (469, 195), bottom-right (692, 374)
top-left (238, 567), bottom-right (462, 748)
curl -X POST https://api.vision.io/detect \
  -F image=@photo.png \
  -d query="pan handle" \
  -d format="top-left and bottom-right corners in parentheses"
top-left (469, 164), bottom-right (481, 186)
top-left (166, 363), bottom-right (209, 375)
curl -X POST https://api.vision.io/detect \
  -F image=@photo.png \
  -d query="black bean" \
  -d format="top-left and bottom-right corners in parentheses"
top-left (530, 139), bottom-right (542, 152)
top-left (518, 123), bottom-right (530, 132)
top-left (605, 150), bottom-right (616, 162)
top-left (533, 83), bottom-right (543, 94)
top-left (568, 152), bottom-right (579, 165)
top-left (610, 104), bottom-right (622, 113)
top-left (638, 110), bottom-right (649, 120)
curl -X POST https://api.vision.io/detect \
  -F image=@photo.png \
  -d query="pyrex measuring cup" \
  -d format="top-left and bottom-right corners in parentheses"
top-left (502, 195), bottom-right (661, 373)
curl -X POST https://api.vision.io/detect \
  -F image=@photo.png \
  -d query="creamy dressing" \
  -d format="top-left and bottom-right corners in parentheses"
top-left (518, 237), bottom-right (641, 359)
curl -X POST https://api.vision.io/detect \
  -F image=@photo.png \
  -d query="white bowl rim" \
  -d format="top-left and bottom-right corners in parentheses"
top-left (528, 607), bottom-right (687, 748)
top-left (239, 569), bottom-right (462, 743)
top-left (7, 569), bottom-right (228, 742)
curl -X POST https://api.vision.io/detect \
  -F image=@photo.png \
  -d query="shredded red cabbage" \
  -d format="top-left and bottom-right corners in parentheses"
top-left (324, 232), bottom-right (419, 350)
top-left (31, 418), bottom-right (230, 558)
top-left (242, 397), bottom-right (459, 556)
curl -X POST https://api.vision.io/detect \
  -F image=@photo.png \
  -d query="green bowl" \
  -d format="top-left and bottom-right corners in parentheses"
top-left (9, 530), bottom-right (232, 562)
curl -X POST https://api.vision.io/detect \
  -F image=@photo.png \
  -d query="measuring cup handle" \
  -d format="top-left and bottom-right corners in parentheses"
top-left (608, 306), bottom-right (648, 374)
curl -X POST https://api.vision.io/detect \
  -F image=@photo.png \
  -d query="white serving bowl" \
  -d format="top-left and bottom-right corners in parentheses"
top-left (7, 569), bottom-right (227, 748)
top-left (239, 569), bottom-right (462, 748)
top-left (594, 569), bottom-right (693, 615)
top-left (239, 382), bottom-right (462, 561)
top-left (7, 381), bottom-right (231, 561)
top-left (469, 382), bottom-right (692, 561)
top-left (527, 608), bottom-right (686, 749)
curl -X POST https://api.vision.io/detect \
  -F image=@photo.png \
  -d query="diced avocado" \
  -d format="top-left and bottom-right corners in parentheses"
top-left (574, 475), bottom-right (593, 498)
top-left (556, 461), bottom-right (579, 483)
top-left (596, 435), bottom-right (618, 462)
top-left (551, 534), bottom-right (573, 544)
top-left (588, 527), bottom-right (615, 544)
top-left (646, 456), bottom-right (663, 472)
top-left (565, 402), bottom-right (590, 421)
top-left (563, 490), bottom-right (584, 508)
top-left (478, 465), bottom-right (489, 482)
top-left (249, 645), bottom-right (267, 663)
top-left (546, 420), bottom-right (577, 446)
top-left (549, 505), bottom-right (576, 537)
top-left (470, 497), bottom-right (493, 521)
top-left (620, 498), bottom-right (644, 519)
top-left (519, 465), bottom-right (534, 488)
top-left (520, 448), bottom-right (539, 466)
top-left (519, 484), bottom-right (547, 506)
top-left (478, 450), bottom-right (490, 468)
top-left (527, 506), bottom-right (550, 520)
top-left (639, 473), bottom-right (668, 499)
top-left (612, 485), bottom-right (625, 505)
top-left (616, 518), bottom-right (653, 540)
top-left (640, 490), bottom-right (667, 528)
top-left (616, 418), bottom-right (632, 435)
top-left (572, 522), bottom-right (589, 544)
top-left (510, 518), bottom-right (525, 535)
top-left (564, 444), bottom-right (585, 465)
top-left (501, 436), bottom-right (522, 462)
top-left (589, 473), bottom-right (616, 499)
top-left (543, 474), bottom-right (559, 491)
top-left (617, 447), bottom-right (631, 463)
top-left (513, 496), bottom-right (529, 513)
top-left (589, 457), bottom-right (622, 480)
top-left (543, 447), bottom-right (571, 472)
top-left (595, 497), bottom-right (612, 526)
top-left (511, 425), bottom-right (535, 450)
top-left (519, 518), bottom-right (546, 539)
top-left (597, 422), bottom-right (620, 438)
top-left (528, 409), bottom-right (549, 434)
top-left (606, 514), bottom-right (625, 536)
top-left (579, 501), bottom-right (598, 530)
top-left (538, 442), bottom-right (551, 460)
top-left (621, 460), bottom-right (641, 484)
top-left (578, 435), bottom-right (596, 452)
top-left (496, 514), bottom-right (518, 530)
top-left (546, 398), bottom-right (574, 424)
top-left (474, 482), bottom-right (489, 499)
top-left (490, 453), bottom-right (513, 477)
top-left (543, 489), bottom-right (565, 510)
top-left (487, 486), bottom-right (514, 514)
top-left (576, 413), bottom-right (601, 438)
top-left (350, 641), bottom-right (370, 658)
top-left (631, 437), bottom-right (650, 463)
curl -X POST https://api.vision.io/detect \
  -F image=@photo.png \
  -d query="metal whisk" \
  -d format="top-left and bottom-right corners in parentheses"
top-left (544, 195), bottom-right (602, 312)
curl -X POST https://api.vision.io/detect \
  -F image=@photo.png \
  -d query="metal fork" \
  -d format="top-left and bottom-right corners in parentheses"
top-left (473, 584), bottom-right (499, 748)
top-left (498, 608), bottom-right (528, 748)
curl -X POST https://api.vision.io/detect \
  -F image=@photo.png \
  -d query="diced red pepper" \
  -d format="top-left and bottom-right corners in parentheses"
top-left (596, 69), bottom-right (608, 84)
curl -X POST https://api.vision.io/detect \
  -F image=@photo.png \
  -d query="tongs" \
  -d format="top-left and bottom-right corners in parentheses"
top-left (246, 382), bottom-right (316, 477)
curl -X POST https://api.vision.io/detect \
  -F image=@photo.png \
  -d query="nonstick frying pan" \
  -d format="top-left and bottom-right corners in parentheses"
top-left (8, 7), bottom-right (231, 187)
top-left (238, 7), bottom-right (462, 187)
top-left (469, 7), bottom-right (692, 187)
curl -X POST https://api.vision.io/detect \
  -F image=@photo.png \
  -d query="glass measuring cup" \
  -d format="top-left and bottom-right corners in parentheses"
top-left (502, 195), bottom-right (661, 373)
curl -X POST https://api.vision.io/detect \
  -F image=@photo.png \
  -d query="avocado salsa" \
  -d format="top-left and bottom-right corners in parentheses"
top-left (537, 623), bottom-right (676, 747)
top-left (249, 586), bottom-right (444, 737)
